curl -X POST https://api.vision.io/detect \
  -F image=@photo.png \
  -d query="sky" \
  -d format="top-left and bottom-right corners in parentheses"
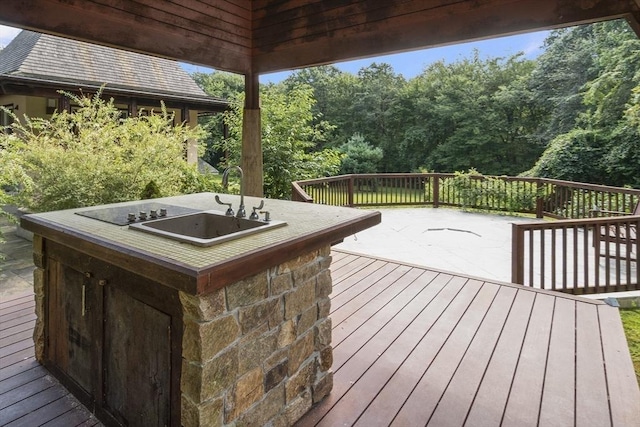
top-left (0, 24), bottom-right (549, 83)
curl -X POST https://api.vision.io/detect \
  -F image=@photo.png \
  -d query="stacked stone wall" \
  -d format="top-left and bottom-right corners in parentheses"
top-left (180, 246), bottom-right (333, 426)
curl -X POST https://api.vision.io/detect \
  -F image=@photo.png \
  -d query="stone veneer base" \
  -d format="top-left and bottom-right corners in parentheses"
top-left (179, 245), bottom-right (334, 427)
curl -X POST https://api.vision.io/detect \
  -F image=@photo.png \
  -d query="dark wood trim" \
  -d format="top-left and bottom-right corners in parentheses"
top-left (0, 80), bottom-right (228, 114)
top-left (23, 218), bottom-right (200, 294)
top-left (251, 0), bottom-right (637, 73)
top-left (0, 0), bottom-right (251, 74)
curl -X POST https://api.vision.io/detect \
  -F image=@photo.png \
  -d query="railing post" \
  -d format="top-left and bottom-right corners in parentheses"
top-left (512, 223), bottom-right (525, 284)
top-left (348, 175), bottom-right (355, 207)
top-left (433, 174), bottom-right (440, 208)
top-left (535, 180), bottom-right (544, 218)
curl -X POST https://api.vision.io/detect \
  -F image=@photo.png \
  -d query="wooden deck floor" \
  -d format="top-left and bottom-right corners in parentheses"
top-left (297, 250), bottom-right (640, 427)
top-left (1, 251), bottom-right (639, 426)
top-left (0, 292), bottom-right (101, 426)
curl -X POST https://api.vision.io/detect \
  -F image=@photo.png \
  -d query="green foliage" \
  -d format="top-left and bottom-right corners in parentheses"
top-left (217, 83), bottom-right (341, 199)
top-left (525, 20), bottom-right (640, 187)
top-left (444, 169), bottom-right (537, 213)
top-left (197, 18), bottom-right (640, 190)
top-left (0, 91), bottom-right (206, 212)
top-left (339, 134), bottom-right (383, 174)
top-left (620, 308), bottom-right (640, 384)
top-left (192, 71), bottom-right (244, 166)
top-left (403, 52), bottom-right (544, 175)
top-left (526, 129), bottom-right (606, 184)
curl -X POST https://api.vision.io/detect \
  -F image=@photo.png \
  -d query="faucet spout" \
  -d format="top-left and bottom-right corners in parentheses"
top-left (222, 166), bottom-right (245, 218)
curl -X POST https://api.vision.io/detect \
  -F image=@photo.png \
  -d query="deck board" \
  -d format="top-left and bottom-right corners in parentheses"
top-left (502, 293), bottom-right (555, 426)
top-left (428, 285), bottom-right (518, 426)
top-left (599, 305), bottom-right (640, 427)
top-left (1, 250), bottom-right (638, 427)
top-left (0, 296), bottom-right (101, 427)
top-left (575, 303), bottom-right (612, 427)
top-left (538, 297), bottom-right (576, 426)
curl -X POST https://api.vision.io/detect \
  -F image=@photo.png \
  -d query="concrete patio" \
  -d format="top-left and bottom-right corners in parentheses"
top-left (335, 207), bottom-right (536, 283)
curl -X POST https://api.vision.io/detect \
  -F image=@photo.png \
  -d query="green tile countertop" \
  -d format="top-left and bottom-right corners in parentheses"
top-left (21, 193), bottom-right (381, 294)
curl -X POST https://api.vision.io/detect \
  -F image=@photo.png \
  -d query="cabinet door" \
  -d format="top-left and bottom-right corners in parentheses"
top-left (103, 285), bottom-right (171, 427)
top-left (47, 259), bottom-right (97, 396)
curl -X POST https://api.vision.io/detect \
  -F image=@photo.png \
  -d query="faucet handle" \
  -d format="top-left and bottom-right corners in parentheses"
top-left (215, 195), bottom-right (234, 216)
top-left (249, 201), bottom-right (265, 220)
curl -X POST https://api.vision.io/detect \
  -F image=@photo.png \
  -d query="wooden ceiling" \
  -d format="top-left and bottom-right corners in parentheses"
top-left (2, 0), bottom-right (639, 76)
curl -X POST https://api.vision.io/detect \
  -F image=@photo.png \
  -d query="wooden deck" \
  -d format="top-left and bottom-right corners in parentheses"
top-left (0, 292), bottom-right (101, 426)
top-left (297, 250), bottom-right (640, 427)
top-left (1, 251), bottom-right (639, 426)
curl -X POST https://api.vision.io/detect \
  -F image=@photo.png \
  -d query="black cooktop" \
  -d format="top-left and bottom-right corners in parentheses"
top-left (75, 202), bottom-right (201, 226)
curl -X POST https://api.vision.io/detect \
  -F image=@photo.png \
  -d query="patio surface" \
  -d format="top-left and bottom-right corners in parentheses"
top-left (334, 207), bottom-right (535, 283)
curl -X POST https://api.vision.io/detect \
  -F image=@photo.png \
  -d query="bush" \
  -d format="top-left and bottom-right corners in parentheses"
top-left (0, 91), bottom-right (207, 213)
top-left (444, 168), bottom-right (537, 213)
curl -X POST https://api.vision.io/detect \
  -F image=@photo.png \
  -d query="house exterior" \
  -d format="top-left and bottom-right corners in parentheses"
top-left (0, 30), bottom-right (228, 164)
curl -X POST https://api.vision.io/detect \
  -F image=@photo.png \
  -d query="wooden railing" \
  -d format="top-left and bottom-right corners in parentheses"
top-left (292, 174), bottom-right (640, 219)
top-left (292, 173), bottom-right (640, 294)
top-left (512, 216), bottom-right (640, 294)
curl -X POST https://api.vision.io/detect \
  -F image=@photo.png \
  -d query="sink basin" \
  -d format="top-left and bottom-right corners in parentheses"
top-left (129, 210), bottom-right (286, 246)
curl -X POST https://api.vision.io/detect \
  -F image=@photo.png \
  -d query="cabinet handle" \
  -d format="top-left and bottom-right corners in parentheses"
top-left (81, 284), bottom-right (86, 317)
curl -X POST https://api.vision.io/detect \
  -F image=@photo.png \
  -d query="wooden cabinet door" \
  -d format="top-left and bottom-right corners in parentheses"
top-left (47, 258), bottom-right (98, 398)
top-left (103, 285), bottom-right (171, 427)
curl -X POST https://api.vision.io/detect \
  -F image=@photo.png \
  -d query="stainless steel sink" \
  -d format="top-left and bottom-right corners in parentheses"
top-left (129, 210), bottom-right (286, 246)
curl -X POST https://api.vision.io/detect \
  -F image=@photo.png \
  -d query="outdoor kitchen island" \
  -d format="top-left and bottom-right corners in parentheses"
top-left (20, 192), bottom-right (380, 427)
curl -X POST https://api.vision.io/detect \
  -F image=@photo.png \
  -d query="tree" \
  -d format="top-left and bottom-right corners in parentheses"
top-left (526, 129), bottom-right (606, 183)
top-left (192, 71), bottom-right (244, 166)
top-left (218, 83), bottom-right (341, 199)
top-left (526, 19), bottom-right (640, 187)
top-left (283, 66), bottom-right (358, 149)
top-left (339, 133), bottom-right (383, 174)
top-left (350, 63), bottom-right (406, 171)
top-left (396, 52), bottom-right (543, 175)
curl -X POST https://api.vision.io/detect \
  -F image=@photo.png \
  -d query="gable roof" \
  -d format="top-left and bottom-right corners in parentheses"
top-left (0, 30), bottom-right (227, 111)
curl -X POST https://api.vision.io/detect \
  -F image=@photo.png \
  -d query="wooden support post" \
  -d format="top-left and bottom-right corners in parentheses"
top-left (181, 106), bottom-right (197, 165)
top-left (59, 94), bottom-right (71, 113)
top-left (242, 72), bottom-right (263, 197)
top-left (128, 98), bottom-right (138, 118)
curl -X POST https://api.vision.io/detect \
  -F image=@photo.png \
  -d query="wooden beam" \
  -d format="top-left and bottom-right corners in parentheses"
top-left (252, 0), bottom-right (639, 73)
top-left (241, 73), bottom-right (263, 197)
top-left (626, 12), bottom-right (640, 38)
top-left (0, 0), bottom-right (252, 74)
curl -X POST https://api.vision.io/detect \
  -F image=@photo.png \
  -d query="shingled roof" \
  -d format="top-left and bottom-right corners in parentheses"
top-left (0, 30), bottom-right (227, 111)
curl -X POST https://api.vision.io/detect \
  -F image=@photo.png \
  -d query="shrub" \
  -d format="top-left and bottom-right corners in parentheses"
top-left (0, 91), bottom-right (206, 213)
top-left (444, 168), bottom-right (537, 213)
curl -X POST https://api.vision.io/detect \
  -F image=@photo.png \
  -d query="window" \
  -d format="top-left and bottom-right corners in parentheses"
top-left (1, 104), bottom-right (15, 134)
top-left (46, 98), bottom-right (57, 115)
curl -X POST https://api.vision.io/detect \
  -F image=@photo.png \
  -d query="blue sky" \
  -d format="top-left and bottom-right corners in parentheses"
top-left (1, 24), bottom-right (549, 83)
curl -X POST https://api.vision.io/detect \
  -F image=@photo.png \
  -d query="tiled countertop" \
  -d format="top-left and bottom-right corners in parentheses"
top-left (21, 193), bottom-right (381, 294)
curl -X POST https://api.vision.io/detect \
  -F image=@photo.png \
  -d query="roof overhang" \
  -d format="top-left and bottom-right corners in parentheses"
top-left (1, 1), bottom-right (639, 76)
top-left (0, 74), bottom-right (229, 113)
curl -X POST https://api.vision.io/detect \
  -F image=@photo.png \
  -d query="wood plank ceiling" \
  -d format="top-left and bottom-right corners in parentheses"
top-left (1, 0), bottom-right (639, 77)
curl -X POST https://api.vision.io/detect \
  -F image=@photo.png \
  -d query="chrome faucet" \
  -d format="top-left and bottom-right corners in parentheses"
top-left (221, 166), bottom-right (245, 218)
